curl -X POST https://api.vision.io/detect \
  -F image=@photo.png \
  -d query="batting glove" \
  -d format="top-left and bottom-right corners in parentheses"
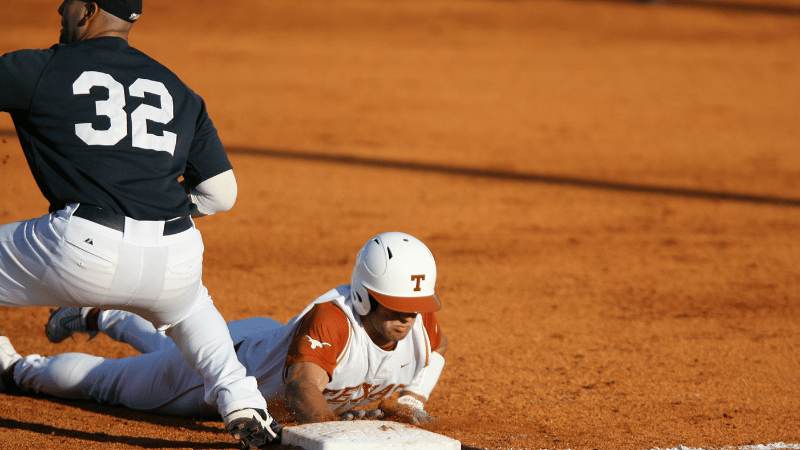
top-left (394, 395), bottom-right (439, 426)
top-left (339, 408), bottom-right (385, 421)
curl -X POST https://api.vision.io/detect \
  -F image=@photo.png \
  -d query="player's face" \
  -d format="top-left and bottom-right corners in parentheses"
top-left (58, 0), bottom-right (88, 44)
top-left (363, 303), bottom-right (417, 350)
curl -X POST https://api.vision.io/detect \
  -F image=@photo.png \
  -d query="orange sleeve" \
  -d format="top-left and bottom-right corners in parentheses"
top-left (421, 312), bottom-right (442, 351)
top-left (284, 303), bottom-right (350, 379)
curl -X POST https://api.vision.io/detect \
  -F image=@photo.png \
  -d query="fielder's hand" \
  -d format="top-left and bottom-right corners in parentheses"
top-left (339, 408), bottom-right (385, 421)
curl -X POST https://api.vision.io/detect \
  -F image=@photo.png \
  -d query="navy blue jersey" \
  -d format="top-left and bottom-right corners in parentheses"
top-left (0, 37), bottom-right (232, 220)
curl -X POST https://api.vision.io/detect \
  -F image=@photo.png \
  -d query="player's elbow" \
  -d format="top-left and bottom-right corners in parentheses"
top-left (190, 170), bottom-right (237, 215)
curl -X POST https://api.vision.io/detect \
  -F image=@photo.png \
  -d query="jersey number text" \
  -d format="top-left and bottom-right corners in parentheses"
top-left (73, 71), bottom-right (177, 155)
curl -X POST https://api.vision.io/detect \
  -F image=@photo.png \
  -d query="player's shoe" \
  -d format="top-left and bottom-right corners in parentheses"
top-left (45, 307), bottom-right (99, 343)
top-left (224, 408), bottom-right (282, 449)
top-left (0, 335), bottom-right (22, 392)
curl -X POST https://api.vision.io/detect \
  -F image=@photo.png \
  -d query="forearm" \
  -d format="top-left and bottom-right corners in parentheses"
top-left (399, 334), bottom-right (448, 401)
top-left (284, 378), bottom-right (337, 424)
top-left (182, 169), bottom-right (237, 217)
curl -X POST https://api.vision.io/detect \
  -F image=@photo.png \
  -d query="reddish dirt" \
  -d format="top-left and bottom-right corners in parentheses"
top-left (2, 1), bottom-right (800, 449)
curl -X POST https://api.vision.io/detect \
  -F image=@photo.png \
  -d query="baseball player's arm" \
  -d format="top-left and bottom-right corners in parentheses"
top-left (0, 48), bottom-right (53, 112)
top-left (180, 169), bottom-right (237, 218)
top-left (281, 303), bottom-right (350, 423)
top-left (398, 333), bottom-right (448, 405)
top-left (400, 313), bottom-right (448, 401)
top-left (283, 361), bottom-right (338, 424)
top-left (381, 316), bottom-right (448, 425)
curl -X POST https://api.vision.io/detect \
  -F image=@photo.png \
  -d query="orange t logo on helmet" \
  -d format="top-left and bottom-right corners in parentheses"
top-left (411, 275), bottom-right (425, 291)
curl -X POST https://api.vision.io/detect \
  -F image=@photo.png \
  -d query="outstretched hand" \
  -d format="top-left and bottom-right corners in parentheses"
top-left (340, 408), bottom-right (385, 421)
top-left (378, 395), bottom-right (439, 426)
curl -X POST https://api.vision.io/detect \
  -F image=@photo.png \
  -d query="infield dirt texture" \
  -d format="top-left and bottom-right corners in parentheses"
top-left (1, 1), bottom-right (799, 449)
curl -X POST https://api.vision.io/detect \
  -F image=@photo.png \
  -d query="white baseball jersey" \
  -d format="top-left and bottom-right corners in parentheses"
top-left (12, 284), bottom-right (443, 418)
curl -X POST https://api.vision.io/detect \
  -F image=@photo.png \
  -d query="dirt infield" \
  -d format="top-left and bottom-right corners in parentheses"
top-left (2, 0), bottom-right (800, 449)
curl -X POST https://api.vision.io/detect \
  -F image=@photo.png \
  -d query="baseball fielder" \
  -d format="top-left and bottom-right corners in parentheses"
top-left (0, 1), bottom-right (279, 446)
top-left (0, 232), bottom-right (448, 426)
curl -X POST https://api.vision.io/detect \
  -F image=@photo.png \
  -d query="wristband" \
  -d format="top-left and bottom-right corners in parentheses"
top-left (403, 351), bottom-right (445, 400)
top-left (397, 395), bottom-right (425, 411)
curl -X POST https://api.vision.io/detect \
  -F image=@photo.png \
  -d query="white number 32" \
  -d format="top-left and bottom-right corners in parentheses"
top-left (73, 71), bottom-right (177, 155)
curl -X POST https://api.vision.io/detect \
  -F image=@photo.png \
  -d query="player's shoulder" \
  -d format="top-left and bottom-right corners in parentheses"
top-left (1, 46), bottom-right (55, 67)
top-left (77, 38), bottom-right (189, 86)
top-left (0, 47), bottom-right (56, 102)
top-left (307, 301), bottom-right (349, 324)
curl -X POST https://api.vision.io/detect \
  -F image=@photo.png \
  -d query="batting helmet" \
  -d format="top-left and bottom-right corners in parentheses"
top-left (350, 232), bottom-right (441, 316)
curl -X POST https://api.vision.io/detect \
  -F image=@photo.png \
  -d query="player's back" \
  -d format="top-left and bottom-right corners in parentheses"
top-left (19, 37), bottom-right (226, 220)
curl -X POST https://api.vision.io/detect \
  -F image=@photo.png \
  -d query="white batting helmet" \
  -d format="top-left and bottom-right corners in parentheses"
top-left (350, 232), bottom-right (441, 316)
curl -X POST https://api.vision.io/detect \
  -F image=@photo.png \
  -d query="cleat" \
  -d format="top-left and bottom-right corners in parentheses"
top-left (45, 307), bottom-right (98, 343)
top-left (0, 335), bottom-right (22, 392)
top-left (224, 408), bottom-right (282, 448)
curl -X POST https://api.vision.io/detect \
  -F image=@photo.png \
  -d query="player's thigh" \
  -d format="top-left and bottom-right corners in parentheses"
top-left (0, 215), bottom-right (83, 306)
top-left (0, 218), bottom-right (44, 305)
top-left (137, 229), bottom-right (206, 325)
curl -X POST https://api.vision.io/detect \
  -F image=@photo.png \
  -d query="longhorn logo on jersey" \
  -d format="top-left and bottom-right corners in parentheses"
top-left (305, 335), bottom-right (332, 350)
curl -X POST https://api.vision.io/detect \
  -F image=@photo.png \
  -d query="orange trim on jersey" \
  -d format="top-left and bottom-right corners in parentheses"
top-left (337, 314), bottom-right (352, 365)
top-left (421, 312), bottom-right (442, 352)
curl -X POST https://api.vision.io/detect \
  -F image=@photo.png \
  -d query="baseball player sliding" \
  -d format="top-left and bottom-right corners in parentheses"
top-left (0, 232), bottom-right (448, 427)
top-left (0, 1), bottom-right (279, 447)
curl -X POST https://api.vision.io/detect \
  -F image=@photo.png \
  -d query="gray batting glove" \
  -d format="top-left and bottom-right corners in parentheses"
top-left (339, 408), bottom-right (385, 421)
top-left (407, 409), bottom-right (439, 426)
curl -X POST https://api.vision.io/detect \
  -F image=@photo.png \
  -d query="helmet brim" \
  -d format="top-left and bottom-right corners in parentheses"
top-left (367, 289), bottom-right (442, 313)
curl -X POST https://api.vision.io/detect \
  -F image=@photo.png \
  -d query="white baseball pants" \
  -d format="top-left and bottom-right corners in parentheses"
top-left (0, 204), bottom-right (266, 417)
top-left (13, 309), bottom-right (214, 416)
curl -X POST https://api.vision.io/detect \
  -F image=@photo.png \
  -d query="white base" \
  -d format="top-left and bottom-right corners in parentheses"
top-left (281, 420), bottom-right (461, 450)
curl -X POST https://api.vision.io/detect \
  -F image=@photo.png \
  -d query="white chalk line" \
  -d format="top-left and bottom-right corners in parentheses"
top-left (495, 443), bottom-right (800, 450)
top-left (647, 444), bottom-right (800, 450)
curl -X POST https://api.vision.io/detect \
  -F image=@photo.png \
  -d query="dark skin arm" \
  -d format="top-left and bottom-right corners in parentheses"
top-left (283, 361), bottom-right (337, 423)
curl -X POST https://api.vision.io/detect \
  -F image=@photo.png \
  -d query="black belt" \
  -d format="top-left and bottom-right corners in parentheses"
top-left (73, 205), bottom-right (192, 236)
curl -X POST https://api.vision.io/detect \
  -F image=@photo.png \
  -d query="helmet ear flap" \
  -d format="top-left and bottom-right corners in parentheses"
top-left (352, 286), bottom-right (371, 315)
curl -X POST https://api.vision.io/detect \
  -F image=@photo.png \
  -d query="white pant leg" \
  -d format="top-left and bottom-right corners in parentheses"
top-left (165, 293), bottom-right (264, 417)
top-left (98, 300), bottom-right (264, 418)
top-left (0, 215), bottom-right (61, 306)
top-left (13, 349), bottom-right (214, 417)
top-left (99, 309), bottom-right (175, 354)
top-left (0, 205), bottom-right (267, 417)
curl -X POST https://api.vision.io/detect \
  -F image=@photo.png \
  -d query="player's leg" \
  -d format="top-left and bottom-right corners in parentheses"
top-left (0, 206), bottom-right (122, 308)
top-left (22, 205), bottom-right (263, 416)
top-left (7, 344), bottom-right (206, 415)
top-left (47, 307), bottom-right (175, 353)
top-left (3, 206), bottom-right (279, 445)
top-left (125, 229), bottom-right (281, 446)
top-left (99, 309), bottom-right (175, 353)
top-left (157, 288), bottom-right (282, 446)
top-left (0, 215), bottom-right (69, 306)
